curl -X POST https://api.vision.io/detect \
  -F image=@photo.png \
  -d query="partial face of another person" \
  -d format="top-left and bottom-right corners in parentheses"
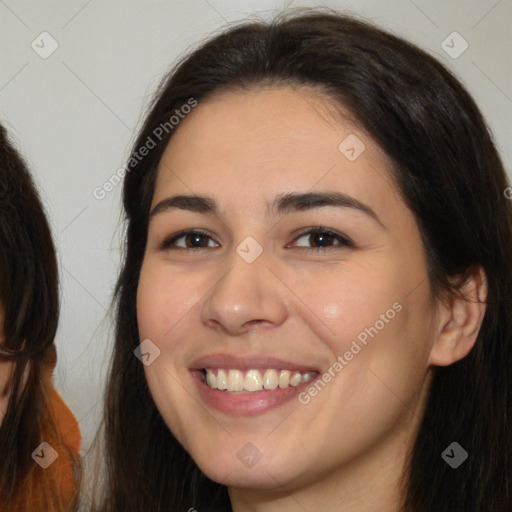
top-left (136, 86), bottom-right (441, 492)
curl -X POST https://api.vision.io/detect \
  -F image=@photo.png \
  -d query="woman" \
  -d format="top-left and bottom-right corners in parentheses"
top-left (94, 7), bottom-right (511, 512)
top-left (0, 123), bottom-right (81, 510)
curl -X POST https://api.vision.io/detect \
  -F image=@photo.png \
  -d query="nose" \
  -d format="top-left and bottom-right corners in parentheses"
top-left (201, 251), bottom-right (288, 337)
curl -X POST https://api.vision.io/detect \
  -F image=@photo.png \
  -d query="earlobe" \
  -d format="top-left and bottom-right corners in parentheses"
top-left (429, 266), bottom-right (488, 367)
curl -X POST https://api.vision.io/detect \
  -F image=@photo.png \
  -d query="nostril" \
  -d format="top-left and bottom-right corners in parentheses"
top-left (245, 319), bottom-right (267, 328)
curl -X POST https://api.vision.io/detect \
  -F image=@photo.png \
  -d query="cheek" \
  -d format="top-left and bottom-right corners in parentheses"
top-left (136, 260), bottom-right (202, 342)
top-left (136, 261), bottom-right (203, 442)
top-left (294, 263), bottom-right (406, 352)
top-left (296, 261), bottom-right (432, 400)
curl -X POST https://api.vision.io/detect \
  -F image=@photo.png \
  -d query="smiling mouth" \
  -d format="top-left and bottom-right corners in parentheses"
top-left (201, 368), bottom-right (318, 393)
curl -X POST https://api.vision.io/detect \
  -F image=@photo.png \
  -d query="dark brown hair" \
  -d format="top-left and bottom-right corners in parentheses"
top-left (0, 123), bottom-right (79, 510)
top-left (97, 7), bottom-right (512, 511)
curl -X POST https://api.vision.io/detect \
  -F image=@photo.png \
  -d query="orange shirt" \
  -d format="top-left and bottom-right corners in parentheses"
top-left (7, 346), bottom-right (81, 511)
top-left (45, 382), bottom-right (82, 504)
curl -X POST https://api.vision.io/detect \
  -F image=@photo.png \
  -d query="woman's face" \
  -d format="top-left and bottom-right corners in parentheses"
top-left (137, 86), bottom-right (438, 494)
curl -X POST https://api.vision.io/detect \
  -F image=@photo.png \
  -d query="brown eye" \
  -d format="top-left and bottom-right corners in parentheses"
top-left (292, 228), bottom-right (354, 251)
top-left (159, 229), bottom-right (218, 251)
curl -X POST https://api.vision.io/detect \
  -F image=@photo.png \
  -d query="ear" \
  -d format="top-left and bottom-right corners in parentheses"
top-left (429, 266), bottom-right (488, 366)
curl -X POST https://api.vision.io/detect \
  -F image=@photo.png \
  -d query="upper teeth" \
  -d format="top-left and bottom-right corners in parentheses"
top-left (205, 368), bottom-right (315, 392)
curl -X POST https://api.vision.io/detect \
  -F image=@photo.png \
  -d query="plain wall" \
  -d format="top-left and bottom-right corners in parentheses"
top-left (1, 0), bottom-right (510, 451)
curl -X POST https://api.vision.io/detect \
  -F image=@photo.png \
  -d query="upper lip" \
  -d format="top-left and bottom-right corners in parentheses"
top-left (190, 353), bottom-right (320, 373)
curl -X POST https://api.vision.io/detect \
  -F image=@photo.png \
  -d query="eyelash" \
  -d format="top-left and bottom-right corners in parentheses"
top-left (158, 227), bottom-right (354, 253)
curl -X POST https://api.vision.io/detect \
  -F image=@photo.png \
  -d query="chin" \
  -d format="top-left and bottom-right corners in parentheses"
top-left (188, 442), bottom-right (312, 493)
top-left (200, 460), bottom-right (294, 491)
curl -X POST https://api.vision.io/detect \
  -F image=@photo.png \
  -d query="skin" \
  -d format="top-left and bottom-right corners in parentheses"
top-left (0, 308), bottom-right (14, 425)
top-left (136, 86), bottom-right (487, 511)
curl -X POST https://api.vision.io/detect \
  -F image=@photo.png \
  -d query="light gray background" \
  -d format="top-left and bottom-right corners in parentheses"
top-left (1, 0), bottom-right (510, 452)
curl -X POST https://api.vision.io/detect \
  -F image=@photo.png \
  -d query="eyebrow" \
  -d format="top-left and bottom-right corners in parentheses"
top-left (150, 191), bottom-right (385, 228)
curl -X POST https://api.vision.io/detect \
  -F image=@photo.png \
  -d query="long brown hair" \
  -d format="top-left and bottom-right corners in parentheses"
top-left (96, 7), bottom-right (512, 511)
top-left (0, 123), bottom-right (80, 510)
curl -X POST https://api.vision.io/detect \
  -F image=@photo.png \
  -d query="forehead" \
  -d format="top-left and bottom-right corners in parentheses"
top-left (153, 86), bottom-right (405, 219)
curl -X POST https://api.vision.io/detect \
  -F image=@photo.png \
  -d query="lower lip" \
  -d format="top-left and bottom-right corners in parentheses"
top-left (191, 371), bottom-right (319, 416)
